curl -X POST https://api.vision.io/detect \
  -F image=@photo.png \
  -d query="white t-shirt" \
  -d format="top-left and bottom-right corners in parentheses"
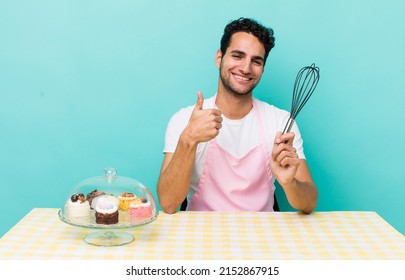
top-left (163, 95), bottom-right (306, 202)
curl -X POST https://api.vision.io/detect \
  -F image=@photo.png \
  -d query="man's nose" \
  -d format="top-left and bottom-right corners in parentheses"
top-left (239, 59), bottom-right (251, 73)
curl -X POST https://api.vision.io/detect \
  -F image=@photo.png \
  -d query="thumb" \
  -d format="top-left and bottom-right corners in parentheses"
top-left (193, 91), bottom-right (204, 111)
top-left (274, 131), bottom-right (283, 145)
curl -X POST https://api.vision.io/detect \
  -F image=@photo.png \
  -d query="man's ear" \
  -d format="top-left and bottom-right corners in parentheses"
top-left (215, 49), bottom-right (222, 68)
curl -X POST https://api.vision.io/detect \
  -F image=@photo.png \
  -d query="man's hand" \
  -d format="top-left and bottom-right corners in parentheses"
top-left (269, 131), bottom-right (300, 186)
top-left (183, 91), bottom-right (223, 145)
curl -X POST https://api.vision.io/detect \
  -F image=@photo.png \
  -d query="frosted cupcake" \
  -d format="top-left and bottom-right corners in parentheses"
top-left (118, 192), bottom-right (137, 211)
top-left (129, 197), bottom-right (153, 222)
top-left (92, 195), bottom-right (119, 225)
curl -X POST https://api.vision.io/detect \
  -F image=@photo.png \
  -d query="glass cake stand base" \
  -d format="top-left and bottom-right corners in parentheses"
top-left (84, 231), bottom-right (134, 246)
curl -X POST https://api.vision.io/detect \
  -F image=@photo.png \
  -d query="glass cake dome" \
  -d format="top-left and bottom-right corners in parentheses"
top-left (58, 167), bottom-right (159, 246)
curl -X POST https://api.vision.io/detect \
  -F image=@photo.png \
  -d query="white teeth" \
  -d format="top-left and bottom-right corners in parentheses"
top-left (234, 75), bottom-right (250, 81)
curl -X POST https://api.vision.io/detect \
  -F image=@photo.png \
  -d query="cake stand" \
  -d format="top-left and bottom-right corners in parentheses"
top-left (58, 167), bottom-right (159, 246)
top-left (58, 209), bottom-right (158, 246)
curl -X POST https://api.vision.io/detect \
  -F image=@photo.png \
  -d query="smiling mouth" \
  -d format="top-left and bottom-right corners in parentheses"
top-left (233, 74), bottom-right (251, 82)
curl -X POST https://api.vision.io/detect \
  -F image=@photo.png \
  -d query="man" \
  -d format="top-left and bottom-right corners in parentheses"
top-left (157, 17), bottom-right (318, 214)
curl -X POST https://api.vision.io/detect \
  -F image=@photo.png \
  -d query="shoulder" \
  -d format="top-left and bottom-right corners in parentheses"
top-left (166, 107), bottom-right (192, 137)
top-left (169, 106), bottom-right (193, 123)
top-left (253, 98), bottom-right (290, 125)
top-left (254, 98), bottom-right (306, 157)
top-left (253, 97), bottom-right (300, 136)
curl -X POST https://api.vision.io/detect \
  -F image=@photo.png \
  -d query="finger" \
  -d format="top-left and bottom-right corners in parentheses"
top-left (274, 131), bottom-right (283, 145)
top-left (279, 156), bottom-right (300, 167)
top-left (276, 149), bottom-right (298, 164)
top-left (193, 91), bottom-right (204, 111)
top-left (284, 132), bottom-right (295, 145)
top-left (272, 142), bottom-right (296, 161)
top-left (214, 115), bottom-right (223, 123)
top-left (215, 122), bottom-right (222, 130)
top-left (211, 109), bottom-right (222, 116)
top-left (275, 132), bottom-right (295, 145)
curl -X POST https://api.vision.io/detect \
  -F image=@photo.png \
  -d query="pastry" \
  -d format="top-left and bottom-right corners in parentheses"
top-left (129, 196), bottom-right (153, 222)
top-left (92, 195), bottom-right (119, 225)
top-left (118, 192), bottom-right (137, 211)
top-left (64, 193), bottom-right (90, 218)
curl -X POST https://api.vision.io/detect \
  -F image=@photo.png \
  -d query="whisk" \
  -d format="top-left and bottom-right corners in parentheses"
top-left (282, 63), bottom-right (320, 134)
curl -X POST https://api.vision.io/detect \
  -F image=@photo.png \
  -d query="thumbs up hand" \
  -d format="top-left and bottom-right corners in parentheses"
top-left (183, 91), bottom-right (223, 145)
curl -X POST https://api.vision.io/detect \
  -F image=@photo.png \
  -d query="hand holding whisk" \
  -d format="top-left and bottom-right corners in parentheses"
top-left (283, 63), bottom-right (320, 134)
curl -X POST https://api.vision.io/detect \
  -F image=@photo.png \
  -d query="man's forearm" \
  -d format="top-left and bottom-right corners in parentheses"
top-left (282, 179), bottom-right (318, 214)
top-left (157, 134), bottom-right (198, 214)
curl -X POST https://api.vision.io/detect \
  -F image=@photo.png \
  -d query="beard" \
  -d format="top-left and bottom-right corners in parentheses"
top-left (219, 67), bottom-right (259, 98)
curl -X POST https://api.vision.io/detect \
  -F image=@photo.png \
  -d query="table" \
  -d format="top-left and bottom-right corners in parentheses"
top-left (0, 208), bottom-right (404, 260)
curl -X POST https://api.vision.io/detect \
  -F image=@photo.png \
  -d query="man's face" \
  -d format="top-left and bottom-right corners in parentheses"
top-left (216, 32), bottom-right (265, 97)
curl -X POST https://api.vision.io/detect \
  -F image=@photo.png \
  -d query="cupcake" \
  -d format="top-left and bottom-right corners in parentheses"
top-left (118, 192), bottom-right (137, 211)
top-left (64, 193), bottom-right (90, 218)
top-left (129, 196), bottom-right (153, 222)
top-left (92, 195), bottom-right (119, 225)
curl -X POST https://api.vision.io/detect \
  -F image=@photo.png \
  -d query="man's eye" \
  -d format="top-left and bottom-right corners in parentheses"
top-left (253, 60), bottom-right (263, 66)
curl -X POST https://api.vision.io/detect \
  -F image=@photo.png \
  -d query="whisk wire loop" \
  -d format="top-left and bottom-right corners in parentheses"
top-left (283, 63), bottom-right (320, 134)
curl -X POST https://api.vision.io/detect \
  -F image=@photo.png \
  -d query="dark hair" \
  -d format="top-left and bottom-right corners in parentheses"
top-left (220, 17), bottom-right (275, 64)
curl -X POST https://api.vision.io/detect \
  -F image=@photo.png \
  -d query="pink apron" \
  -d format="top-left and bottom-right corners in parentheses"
top-left (188, 98), bottom-right (275, 211)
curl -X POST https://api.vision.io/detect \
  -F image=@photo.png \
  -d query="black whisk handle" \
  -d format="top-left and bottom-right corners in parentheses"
top-left (282, 118), bottom-right (295, 134)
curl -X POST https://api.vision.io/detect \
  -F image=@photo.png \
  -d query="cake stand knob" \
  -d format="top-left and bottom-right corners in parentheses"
top-left (104, 167), bottom-right (117, 182)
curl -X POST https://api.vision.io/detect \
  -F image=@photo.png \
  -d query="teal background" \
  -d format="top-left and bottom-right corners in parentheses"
top-left (1, 0), bottom-right (404, 237)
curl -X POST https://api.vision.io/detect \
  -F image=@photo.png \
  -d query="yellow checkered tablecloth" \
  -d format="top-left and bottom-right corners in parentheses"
top-left (0, 208), bottom-right (404, 260)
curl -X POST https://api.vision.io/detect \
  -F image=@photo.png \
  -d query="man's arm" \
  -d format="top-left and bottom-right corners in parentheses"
top-left (157, 139), bottom-right (197, 214)
top-left (270, 132), bottom-right (318, 214)
top-left (157, 92), bottom-right (222, 214)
